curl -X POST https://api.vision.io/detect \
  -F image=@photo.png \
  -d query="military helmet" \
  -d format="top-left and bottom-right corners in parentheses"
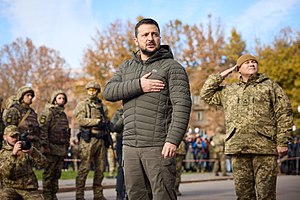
top-left (50, 90), bottom-right (68, 104)
top-left (85, 81), bottom-right (101, 90)
top-left (16, 86), bottom-right (35, 102)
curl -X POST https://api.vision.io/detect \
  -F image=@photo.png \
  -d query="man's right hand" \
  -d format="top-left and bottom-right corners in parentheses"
top-left (140, 72), bottom-right (165, 93)
top-left (220, 65), bottom-right (237, 78)
top-left (12, 141), bottom-right (22, 156)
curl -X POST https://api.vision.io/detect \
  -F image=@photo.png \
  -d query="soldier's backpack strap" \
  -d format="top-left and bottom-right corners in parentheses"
top-left (18, 109), bottom-right (31, 127)
top-left (85, 100), bottom-right (92, 118)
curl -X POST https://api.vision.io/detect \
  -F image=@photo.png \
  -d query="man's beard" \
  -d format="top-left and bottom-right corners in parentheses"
top-left (57, 103), bottom-right (65, 107)
top-left (140, 46), bottom-right (159, 58)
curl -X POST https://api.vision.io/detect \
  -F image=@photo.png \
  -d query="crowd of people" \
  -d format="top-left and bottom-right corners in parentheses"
top-left (0, 17), bottom-right (296, 200)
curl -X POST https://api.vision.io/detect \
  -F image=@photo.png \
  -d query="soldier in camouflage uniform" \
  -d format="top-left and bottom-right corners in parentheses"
top-left (39, 90), bottom-right (70, 200)
top-left (211, 126), bottom-right (227, 176)
top-left (175, 140), bottom-right (186, 196)
top-left (3, 86), bottom-right (44, 150)
top-left (201, 54), bottom-right (293, 200)
top-left (0, 125), bottom-right (46, 199)
top-left (74, 81), bottom-right (110, 200)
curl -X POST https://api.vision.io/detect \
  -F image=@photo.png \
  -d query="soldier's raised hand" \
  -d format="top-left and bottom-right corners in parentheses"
top-left (220, 65), bottom-right (237, 78)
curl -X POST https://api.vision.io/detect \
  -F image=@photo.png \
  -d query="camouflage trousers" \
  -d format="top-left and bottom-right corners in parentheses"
top-left (42, 154), bottom-right (64, 200)
top-left (213, 152), bottom-right (227, 176)
top-left (76, 138), bottom-right (106, 200)
top-left (0, 187), bottom-right (43, 200)
top-left (231, 154), bottom-right (277, 200)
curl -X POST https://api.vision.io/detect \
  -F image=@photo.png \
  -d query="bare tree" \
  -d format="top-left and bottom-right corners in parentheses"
top-left (0, 37), bottom-right (72, 113)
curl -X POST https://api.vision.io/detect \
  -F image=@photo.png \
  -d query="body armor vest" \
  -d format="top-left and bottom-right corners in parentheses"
top-left (48, 107), bottom-right (70, 145)
top-left (13, 104), bottom-right (40, 142)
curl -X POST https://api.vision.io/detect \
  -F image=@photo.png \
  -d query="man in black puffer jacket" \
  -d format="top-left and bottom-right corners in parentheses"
top-left (103, 18), bottom-right (191, 200)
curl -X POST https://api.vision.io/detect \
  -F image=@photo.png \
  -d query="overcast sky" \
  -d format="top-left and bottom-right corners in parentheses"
top-left (0, 0), bottom-right (299, 69)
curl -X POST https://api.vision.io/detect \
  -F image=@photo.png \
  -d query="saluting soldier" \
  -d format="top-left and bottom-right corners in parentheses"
top-left (201, 54), bottom-right (293, 199)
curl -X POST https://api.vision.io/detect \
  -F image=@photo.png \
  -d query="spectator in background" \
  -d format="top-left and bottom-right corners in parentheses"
top-left (193, 135), bottom-right (206, 172)
top-left (185, 135), bottom-right (196, 172)
top-left (203, 137), bottom-right (211, 172)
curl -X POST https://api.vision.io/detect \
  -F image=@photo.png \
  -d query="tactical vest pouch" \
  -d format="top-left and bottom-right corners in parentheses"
top-left (49, 128), bottom-right (70, 145)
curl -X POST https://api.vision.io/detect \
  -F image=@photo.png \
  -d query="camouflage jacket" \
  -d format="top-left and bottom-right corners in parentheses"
top-left (3, 103), bottom-right (42, 143)
top-left (0, 142), bottom-right (46, 190)
top-left (74, 97), bottom-right (108, 128)
top-left (39, 103), bottom-right (70, 156)
top-left (211, 134), bottom-right (225, 153)
top-left (200, 73), bottom-right (293, 155)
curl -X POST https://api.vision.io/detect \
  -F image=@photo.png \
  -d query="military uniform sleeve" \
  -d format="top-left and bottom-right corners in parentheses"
top-left (0, 150), bottom-right (17, 178)
top-left (74, 101), bottom-right (100, 127)
top-left (39, 109), bottom-right (52, 149)
top-left (3, 107), bottom-right (20, 126)
top-left (30, 147), bottom-right (47, 169)
top-left (272, 83), bottom-right (293, 146)
top-left (103, 62), bottom-right (143, 102)
top-left (200, 73), bottom-right (225, 106)
top-left (165, 62), bottom-right (192, 146)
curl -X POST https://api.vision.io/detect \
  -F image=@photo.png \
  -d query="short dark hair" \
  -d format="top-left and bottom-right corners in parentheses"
top-left (135, 18), bottom-right (160, 38)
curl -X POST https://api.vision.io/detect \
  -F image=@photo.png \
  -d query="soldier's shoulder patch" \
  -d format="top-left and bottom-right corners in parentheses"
top-left (40, 116), bottom-right (47, 124)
